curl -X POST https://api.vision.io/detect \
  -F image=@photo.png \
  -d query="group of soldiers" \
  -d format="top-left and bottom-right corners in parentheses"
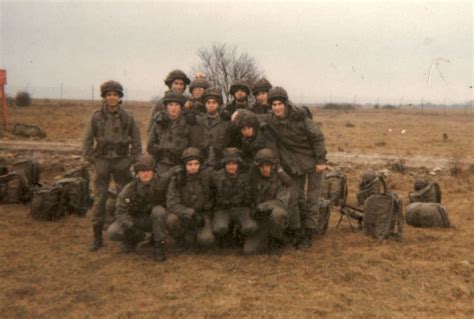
top-left (83, 69), bottom-right (327, 262)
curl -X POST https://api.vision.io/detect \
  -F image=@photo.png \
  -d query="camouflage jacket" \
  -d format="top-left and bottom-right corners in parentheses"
top-left (249, 102), bottom-right (271, 114)
top-left (210, 169), bottom-right (252, 209)
top-left (147, 95), bottom-right (166, 132)
top-left (147, 112), bottom-right (204, 167)
top-left (201, 114), bottom-right (232, 168)
top-left (82, 104), bottom-right (142, 162)
top-left (115, 174), bottom-right (172, 228)
top-left (224, 100), bottom-right (249, 118)
top-left (250, 169), bottom-right (290, 209)
top-left (260, 107), bottom-right (327, 176)
top-left (239, 124), bottom-right (279, 167)
top-left (166, 170), bottom-right (213, 218)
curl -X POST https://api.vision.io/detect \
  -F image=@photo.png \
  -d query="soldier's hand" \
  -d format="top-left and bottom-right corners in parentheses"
top-left (315, 164), bottom-right (327, 173)
top-left (230, 111), bottom-right (240, 123)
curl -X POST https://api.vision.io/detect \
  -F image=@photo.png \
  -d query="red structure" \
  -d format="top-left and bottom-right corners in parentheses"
top-left (0, 70), bottom-right (6, 129)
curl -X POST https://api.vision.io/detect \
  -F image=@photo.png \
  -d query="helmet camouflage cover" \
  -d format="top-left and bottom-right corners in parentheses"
top-left (100, 80), bottom-right (124, 98)
top-left (164, 69), bottom-right (191, 87)
top-left (229, 80), bottom-right (251, 96)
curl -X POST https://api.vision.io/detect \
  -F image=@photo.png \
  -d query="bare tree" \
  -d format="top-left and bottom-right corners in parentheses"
top-left (194, 43), bottom-right (264, 102)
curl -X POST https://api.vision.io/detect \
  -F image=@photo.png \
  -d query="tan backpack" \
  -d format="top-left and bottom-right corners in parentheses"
top-left (321, 170), bottom-right (348, 206)
top-left (408, 179), bottom-right (441, 203)
top-left (357, 171), bottom-right (384, 205)
top-left (406, 203), bottom-right (450, 228)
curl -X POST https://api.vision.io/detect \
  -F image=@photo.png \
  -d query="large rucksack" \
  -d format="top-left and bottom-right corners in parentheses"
top-left (64, 165), bottom-right (90, 183)
top-left (29, 185), bottom-right (66, 221)
top-left (321, 170), bottom-right (348, 206)
top-left (55, 177), bottom-right (92, 216)
top-left (408, 179), bottom-right (442, 203)
top-left (357, 171), bottom-right (384, 205)
top-left (11, 160), bottom-right (41, 188)
top-left (0, 172), bottom-right (30, 203)
top-left (363, 178), bottom-right (404, 240)
top-left (13, 123), bottom-right (47, 138)
top-left (314, 198), bottom-right (331, 235)
top-left (406, 202), bottom-right (450, 228)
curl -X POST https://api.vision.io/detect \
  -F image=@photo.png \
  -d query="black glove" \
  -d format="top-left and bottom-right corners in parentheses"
top-left (123, 225), bottom-right (144, 244)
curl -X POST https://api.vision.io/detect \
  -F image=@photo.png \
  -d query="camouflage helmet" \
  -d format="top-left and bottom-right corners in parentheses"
top-left (162, 90), bottom-right (186, 107)
top-left (202, 87), bottom-right (223, 105)
top-left (189, 78), bottom-right (211, 92)
top-left (133, 154), bottom-right (154, 173)
top-left (414, 178), bottom-right (430, 191)
top-left (221, 147), bottom-right (243, 164)
top-left (100, 80), bottom-right (124, 98)
top-left (164, 69), bottom-right (191, 88)
top-left (229, 80), bottom-right (251, 96)
top-left (236, 110), bottom-right (259, 130)
top-left (252, 78), bottom-right (272, 95)
top-left (181, 147), bottom-right (203, 164)
top-left (268, 86), bottom-right (288, 104)
top-left (255, 148), bottom-right (277, 166)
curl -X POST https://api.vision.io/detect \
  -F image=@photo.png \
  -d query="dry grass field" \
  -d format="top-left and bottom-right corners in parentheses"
top-left (0, 100), bottom-right (473, 318)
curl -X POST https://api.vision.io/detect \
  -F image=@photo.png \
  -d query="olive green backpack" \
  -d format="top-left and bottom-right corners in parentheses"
top-left (406, 202), bottom-right (450, 228)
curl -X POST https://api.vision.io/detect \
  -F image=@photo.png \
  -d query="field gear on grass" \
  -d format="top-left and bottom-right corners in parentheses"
top-left (100, 80), bottom-right (124, 98)
top-left (357, 170), bottom-right (384, 205)
top-left (55, 177), bottom-right (92, 216)
top-left (406, 202), bottom-right (450, 228)
top-left (13, 123), bottom-right (47, 138)
top-left (64, 165), bottom-right (90, 182)
top-left (29, 184), bottom-right (66, 221)
top-left (11, 159), bottom-right (41, 188)
top-left (320, 170), bottom-right (348, 206)
top-left (314, 198), bottom-right (331, 235)
top-left (363, 178), bottom-right (404, 240)
top-left (409, 179), bottom-right (442, 203)
top-left (0, 172), bottom-right (30, 204)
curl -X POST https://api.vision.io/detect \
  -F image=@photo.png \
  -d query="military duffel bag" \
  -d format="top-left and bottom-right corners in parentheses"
top-left (64, 165), bottom-right (90, 183)
top-left (55, 177), bottom-right (92, 216)
top-left (29, 185), bottom-right (66, 221)
top-left (13, 123), bottom-right (47, 138)
top-left (11, 159), bottom-right (41, 188)
top-left (0, 172), bottom-right (30, 203)
top-left (408, 179), bottom-right (441, 203)
top-left (363, 178), bottom-right (404, 240)
top-left (406, 202), bottom-right (450, 228)
top-left (314, 198), bottom-right (331, 235)
top-left (357, 170), bottom-right (384, 205)
top-left (321, 170), bottom-right (348, 206)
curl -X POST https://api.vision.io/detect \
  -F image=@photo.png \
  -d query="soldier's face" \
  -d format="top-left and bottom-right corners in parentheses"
top-left (171, 79), bottom-right (186, 93)
top-left (205, 99), bottom-right (219, 115)
top-left (185, 160), bottom-right (200, 175)
top-left (105, 91), bottom-right (121, 108)
top-left (234, 90), bottom-right (247, 101)
top-left (166, 102), bottom-right (182, 119)
top-left (137, 170), bottom-right (154, 183)
top-left (241, 126), bottom-right (254, 138)
top-left (259, 163), bottom-right (273, 177)
top-left (192, 87), bottom-right (205, 99)
top-left (256, 91), bottom-right (269, 105)
top-left (225, 161), bottom-right (239, 176)
top-left (272, 100), bottom-right (286, 118)
top-left (184, 100), bottom-right (193, 110)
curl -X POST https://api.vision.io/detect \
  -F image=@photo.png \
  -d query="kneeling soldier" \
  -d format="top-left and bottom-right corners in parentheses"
top-left (211, 148), bottom-right (258, 253)
top-left (248, 148), bottom-right (290, 253)
top-left (107, 154), bottom-right (170, 261)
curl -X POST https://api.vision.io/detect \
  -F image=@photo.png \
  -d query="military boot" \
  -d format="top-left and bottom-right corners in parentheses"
top-left (154, 241), bottom-right (166, 262)
top-left (296, 228), bottom-right (312, 249)
top-left (89, 224), bottom-right (104, 252)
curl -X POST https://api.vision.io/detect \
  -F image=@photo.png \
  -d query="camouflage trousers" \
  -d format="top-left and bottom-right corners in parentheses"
top-left (288, 171), bottom-right (323, 230)
top-left (107, 207), bottom-right (162, 242)
top-left (153, 206), bottom-right (215, 247)
top-left (92, 157), bottom-right (132, 226)
top-left (212, 207), bottom-right (259, 238)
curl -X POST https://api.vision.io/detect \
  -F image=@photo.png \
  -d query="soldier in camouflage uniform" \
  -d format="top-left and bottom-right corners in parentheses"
top-left (188, 77), bottom-right (211, 114)
top-left (147, 91), bottom-right (204, 174)
top-left (247, 148), bottom-right (290, 253)
top-left (211, 148), bottom-right (258, 253)
top-left (234, 109), bottom-right (278, 166)
top-left (148, 69), bottom-right (191, 131)
top-left (83, 80), bottom-right (142, 252)
top-left (223, 80), bottom-right (251, 117)
top-left (200, 87), bottom-right (232, 168)
top-left (258, 87), bottom-right (327, 248)
top-left (107, 154), bottom-right (173, 261)
top-left (250, 78), bottom-right (272, 114)
top-left (152, 148), bottom-right (214, 258)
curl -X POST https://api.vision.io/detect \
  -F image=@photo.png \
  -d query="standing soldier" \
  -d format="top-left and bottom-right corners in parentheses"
top-left (201, 87), bottom-right (232, 168)
top-left (107, 154), bottom-right (172, 261)
top-left (148, 69), bottom-right (191, 131)
top-left (83, 80), bottom-right (142, 252)
top-left (247, 148), bottom-right (290, 253)
top-left (260, 87), bottom-right (327, 248)
top-left (223, 80), bottom-right (251, 116)
top-left (250, 78), bottom-right (272, 114)
top-left (234, 110), bottom-right (278, 166)
top-left (211, 148), bottom-right (259, 254)
top-left (153, 147), bottom-right (214, 259)
top-left (147, 91), bottom-right (203, 174)
top-left (188, 77), bottom-right (211, 114)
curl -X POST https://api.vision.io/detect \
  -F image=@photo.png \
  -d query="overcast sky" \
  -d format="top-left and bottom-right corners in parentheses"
top-left (1, 1), bottom-right (472, 104)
